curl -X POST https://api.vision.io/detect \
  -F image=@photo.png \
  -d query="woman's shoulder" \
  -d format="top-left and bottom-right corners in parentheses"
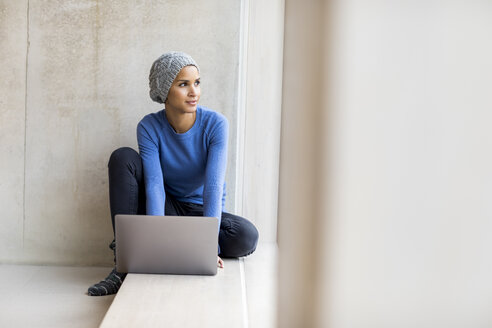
top-left (138, 109), bottom-right (164, 127)
top-left (136, 110), bottom-right (166, 141)
top-left (138, 110), bottom-right (167, 138)
top-left (199, 106), bottom-right (228, 128)
top-left (198, 106), bottom-right (228, 142)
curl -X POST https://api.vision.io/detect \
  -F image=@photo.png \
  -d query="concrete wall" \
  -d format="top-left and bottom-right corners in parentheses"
top-left (0, 0), bottom-right (29, 261)
top-left (0, 0), bottom-right (242, 265)
top-left (278, 0), bottom-right (492, 327)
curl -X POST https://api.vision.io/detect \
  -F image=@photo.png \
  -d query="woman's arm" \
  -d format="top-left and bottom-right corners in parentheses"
top-left (203, 118), bottom-right (229, 230)
top-left (137, 122), bottom-right (165, 215)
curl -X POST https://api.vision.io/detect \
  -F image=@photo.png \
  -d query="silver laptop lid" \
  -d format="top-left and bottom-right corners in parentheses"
top-left (115, 215), bottom-right (218, 276)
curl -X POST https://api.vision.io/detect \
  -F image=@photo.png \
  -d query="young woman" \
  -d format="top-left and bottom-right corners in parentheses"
top-left (88, 52), bottom-right (259, 296)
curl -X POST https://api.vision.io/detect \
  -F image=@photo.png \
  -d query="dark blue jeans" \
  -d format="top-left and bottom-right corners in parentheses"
top-left (107, 147), bottom-right (258, 258)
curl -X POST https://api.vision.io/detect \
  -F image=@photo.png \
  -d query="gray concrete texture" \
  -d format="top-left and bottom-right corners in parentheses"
top-left (1, 0), bottom-right (241, 265)
top-left (0, 0), bottom-right (28, 261)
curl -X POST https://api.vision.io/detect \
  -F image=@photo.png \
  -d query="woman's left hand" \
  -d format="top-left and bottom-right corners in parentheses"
top-left (217, 256), bottom-right (224, 268)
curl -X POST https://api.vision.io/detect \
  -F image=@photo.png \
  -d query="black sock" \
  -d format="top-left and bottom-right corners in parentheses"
top-left (88, 268), bottom-right (126, 296)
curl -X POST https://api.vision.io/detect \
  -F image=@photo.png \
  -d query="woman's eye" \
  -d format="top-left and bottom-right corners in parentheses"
top-left (195, 81), bottom-right (200, 86)
top-left (179, 83), bottom-right (187, 87)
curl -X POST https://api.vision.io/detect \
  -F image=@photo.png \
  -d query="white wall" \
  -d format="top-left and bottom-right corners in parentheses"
top-left (0, 0), bottom-right (241, 266)
top-left (279, 0), bottom-right (492, 327)
top-left (238, 0), bottom-right (284, 243)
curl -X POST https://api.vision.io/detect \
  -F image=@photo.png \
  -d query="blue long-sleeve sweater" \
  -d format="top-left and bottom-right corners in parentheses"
top-left (136, 106), bottom-right (228, 231)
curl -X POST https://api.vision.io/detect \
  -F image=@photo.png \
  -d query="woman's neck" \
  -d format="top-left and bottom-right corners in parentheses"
top-left (165, 108), bottom-right (196, 134)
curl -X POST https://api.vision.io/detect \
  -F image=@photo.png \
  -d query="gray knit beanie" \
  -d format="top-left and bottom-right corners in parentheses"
top-left (149, 51), bottom-right (199, 104)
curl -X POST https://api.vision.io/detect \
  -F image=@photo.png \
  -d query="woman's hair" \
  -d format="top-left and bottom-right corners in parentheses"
top-left (149, 51), bottom-right (199, 104)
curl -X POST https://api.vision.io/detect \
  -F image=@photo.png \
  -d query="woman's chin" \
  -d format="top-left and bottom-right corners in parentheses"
top-left (184, 105), bottom-right (198, 113)
top-left (184, 107), bottom-right (197, 114)
top-left (167, 105), bottom-right (197, 114)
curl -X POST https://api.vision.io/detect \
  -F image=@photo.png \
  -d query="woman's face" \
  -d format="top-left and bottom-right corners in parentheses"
top-left (165, 65), bottom-right (201, 114)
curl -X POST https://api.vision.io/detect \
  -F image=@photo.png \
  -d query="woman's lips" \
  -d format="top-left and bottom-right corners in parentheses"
top-left (186, 100), bottom-right (197, 105)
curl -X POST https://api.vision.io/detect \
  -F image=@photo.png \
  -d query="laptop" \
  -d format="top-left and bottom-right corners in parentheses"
top-left (115, 214), bottom-right (219, 275)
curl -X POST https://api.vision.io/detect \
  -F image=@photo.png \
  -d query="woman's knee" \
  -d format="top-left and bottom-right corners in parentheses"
top-left (223, 217), bottom-right (259, 257)
top-left (241, 220), bottom-right (259, 255)
top-left (108, 147), bottom-right (139, 169)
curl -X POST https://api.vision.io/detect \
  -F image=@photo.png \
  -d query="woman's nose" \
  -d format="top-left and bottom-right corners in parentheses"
top-left (189, 85), bottom-right (198, 96)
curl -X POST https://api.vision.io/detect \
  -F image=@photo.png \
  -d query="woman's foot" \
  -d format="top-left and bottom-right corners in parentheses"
top-left (87, 268), bottom-right (126, 296)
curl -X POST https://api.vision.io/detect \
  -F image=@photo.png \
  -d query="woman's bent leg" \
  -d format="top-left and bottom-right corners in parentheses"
top-left (88, 147), bottom-right (144, 297)
top-left (175, 201), bottom-right (259, 258)
top-left (219, 213), bottom-right (259, 258)
top-left (108, 147), bottom-right (145, 232)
